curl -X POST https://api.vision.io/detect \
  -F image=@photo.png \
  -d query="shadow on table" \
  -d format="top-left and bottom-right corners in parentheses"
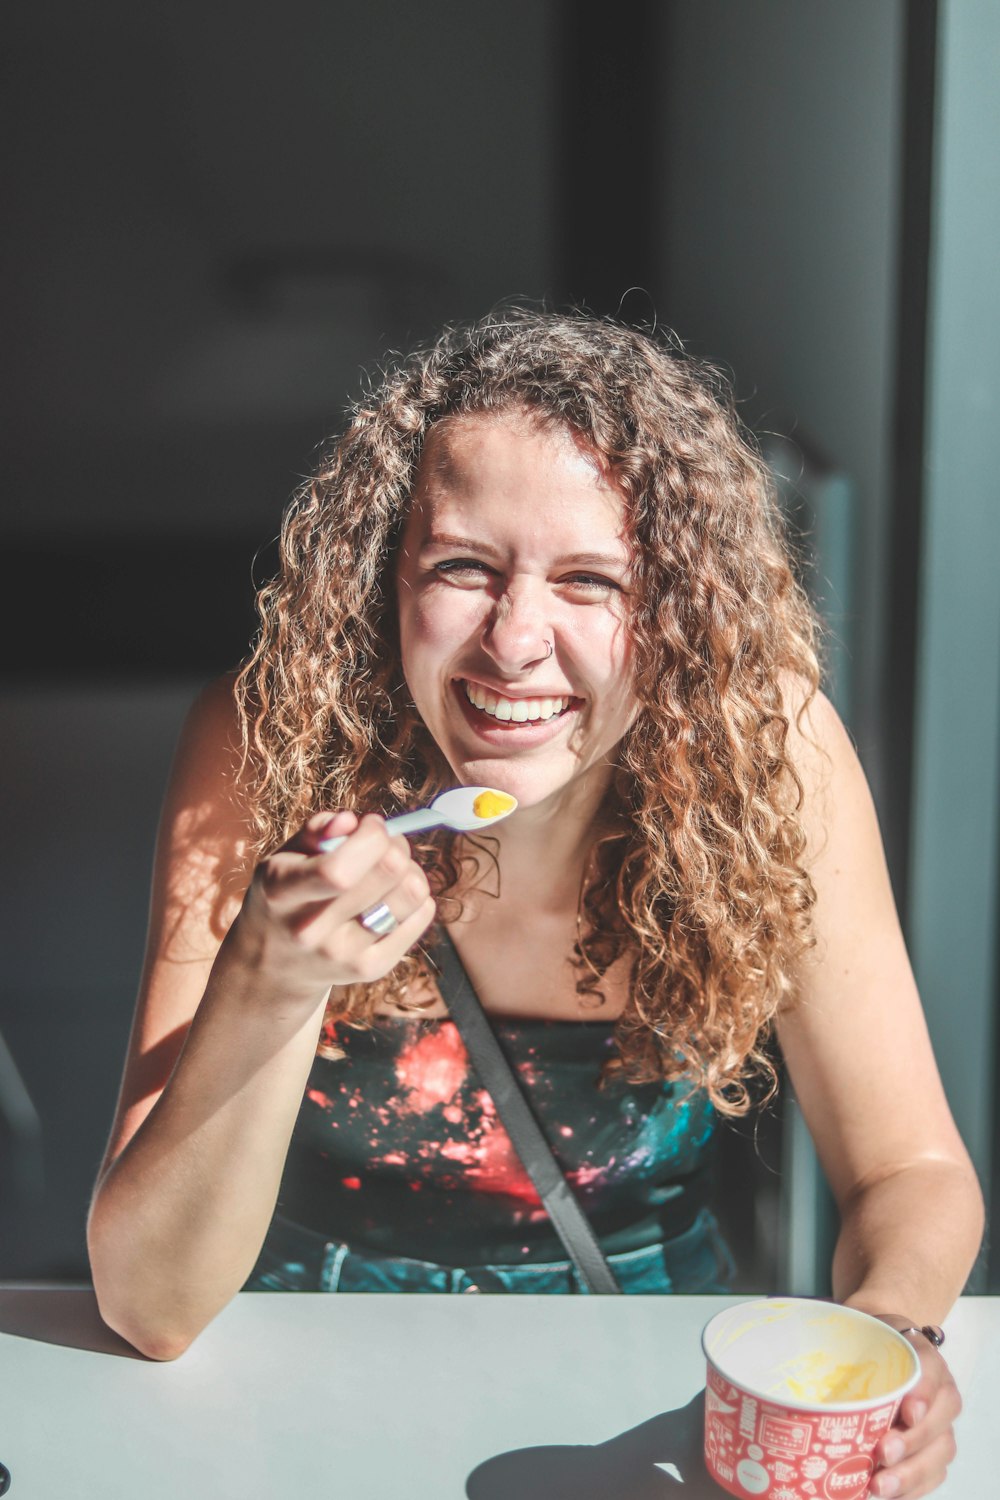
top-left (467, 1390), bottom-right (727, 1498)
top-left (0, 1288), bottom-right (145, 1359)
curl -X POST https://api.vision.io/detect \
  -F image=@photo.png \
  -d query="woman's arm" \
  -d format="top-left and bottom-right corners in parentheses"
top-left (777, 689), bottom-right (983, 1496)
top-left (776, 690), bottom-right (983, 1313)
top-left (87, 675), bottom-right (435, 1360)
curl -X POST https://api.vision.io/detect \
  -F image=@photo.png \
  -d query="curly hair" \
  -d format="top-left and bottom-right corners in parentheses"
top-left (233, 309), bottom-right (821, 1115)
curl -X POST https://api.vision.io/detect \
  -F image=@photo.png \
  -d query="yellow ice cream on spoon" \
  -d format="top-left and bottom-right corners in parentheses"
top-left (472, 790), bottom-right (517, 820)
top-left (318, 786), bottom-right (518, 850)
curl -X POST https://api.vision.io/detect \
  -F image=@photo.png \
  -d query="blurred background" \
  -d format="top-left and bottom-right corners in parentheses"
top-left (2, 0), bottom-right (998, 1293)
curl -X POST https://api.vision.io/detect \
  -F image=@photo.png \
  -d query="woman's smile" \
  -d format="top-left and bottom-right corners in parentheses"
top-left (451, 676), bottom-right (584, 747)
top-left (395, 409), bottom-right (639, 811)
top-left (459, 677), bottom-right (577, 724)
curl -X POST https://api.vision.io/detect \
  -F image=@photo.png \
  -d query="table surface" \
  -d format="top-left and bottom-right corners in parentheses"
top-left (0, 1289), bottom-right (991, 1498)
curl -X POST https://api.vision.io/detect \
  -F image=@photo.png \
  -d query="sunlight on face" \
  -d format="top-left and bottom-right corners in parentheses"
top-left (395, 410), bottom-right (639, 817)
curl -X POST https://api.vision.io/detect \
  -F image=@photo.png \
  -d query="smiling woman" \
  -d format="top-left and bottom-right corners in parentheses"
top-left (87, 308), bottom-right (978, 1499)
top-left (227, 313), bottom-right (823, 1103)
top-left (395, 411), bottom-right (639, 816)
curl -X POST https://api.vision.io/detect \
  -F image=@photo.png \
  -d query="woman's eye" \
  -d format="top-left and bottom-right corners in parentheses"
top-left (433, 558), bottom-right (493, 580)
top-left (563, 574), bottom-right (620, 593)
top-left (431, 561), bottom-right (621, 594)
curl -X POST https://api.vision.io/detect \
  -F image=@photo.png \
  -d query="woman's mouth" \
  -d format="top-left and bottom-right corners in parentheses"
top-left (454, 678), bottom-right (581, 736)
top-left (462, 679), bottom-right (575, 722)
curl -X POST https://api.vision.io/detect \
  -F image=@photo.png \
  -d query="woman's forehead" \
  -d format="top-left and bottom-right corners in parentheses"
top-left (409, 411), bottom-right (628, 540)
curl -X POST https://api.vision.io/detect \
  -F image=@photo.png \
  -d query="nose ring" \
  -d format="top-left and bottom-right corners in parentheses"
top-left (511, 639), bottom-right (554, 671)
top-left (525, 640), bottom-right (553, 669)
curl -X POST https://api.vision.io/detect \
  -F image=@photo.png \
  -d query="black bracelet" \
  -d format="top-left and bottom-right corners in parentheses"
top-left (896, 1323), bottom-right (946, 1348)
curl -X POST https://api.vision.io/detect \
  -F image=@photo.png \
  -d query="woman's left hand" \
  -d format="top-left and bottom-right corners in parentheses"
top-left (869, 1318), bottom-right (961, 1498)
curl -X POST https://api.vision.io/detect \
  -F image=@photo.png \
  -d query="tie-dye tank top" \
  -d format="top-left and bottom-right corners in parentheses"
top-left (277, 1013), bottom-right (717, 1265)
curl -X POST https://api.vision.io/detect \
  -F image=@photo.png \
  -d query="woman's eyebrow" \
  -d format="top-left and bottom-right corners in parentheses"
top-left (554, 550), bottom-right (631, 570)
top-left (421, 532), bottom-right (629, 571)
top-left (421, 531), bottom-right (494, 553)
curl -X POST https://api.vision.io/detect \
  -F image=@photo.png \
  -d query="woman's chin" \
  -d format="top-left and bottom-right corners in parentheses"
top-left (438, 753), bottom-right (550, 804)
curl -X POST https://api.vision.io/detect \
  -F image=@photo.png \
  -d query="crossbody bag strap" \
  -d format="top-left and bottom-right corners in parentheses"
top-left (431, 927), bottom-right (621, 1295)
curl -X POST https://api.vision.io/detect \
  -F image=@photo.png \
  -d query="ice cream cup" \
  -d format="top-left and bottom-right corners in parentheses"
top-left (701, 1298), bottom-right (921, 1500)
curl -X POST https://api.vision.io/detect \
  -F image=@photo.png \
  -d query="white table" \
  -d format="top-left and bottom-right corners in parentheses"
top-left (0, 1289), bottom-right (991, 1497)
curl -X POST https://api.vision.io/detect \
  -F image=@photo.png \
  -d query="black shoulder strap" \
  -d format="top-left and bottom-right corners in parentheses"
top-left (431, 927), bottom-right (621, 1295)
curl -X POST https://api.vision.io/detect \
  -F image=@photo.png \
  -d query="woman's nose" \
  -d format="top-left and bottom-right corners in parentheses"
top-left (481, 585), bottom-right (553, 675)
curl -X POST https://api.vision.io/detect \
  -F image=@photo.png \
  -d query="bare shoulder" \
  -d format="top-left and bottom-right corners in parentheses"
top-left (778, 678), bottom-right (875, 864)
top-left (780, 677), bottom-right (856, 779)
top-left (774, 679), bottom-right (900, 978)
top-left (152, 669), bottom-right (258, 953)
top-left (171, 669), bottom-right (247, 806)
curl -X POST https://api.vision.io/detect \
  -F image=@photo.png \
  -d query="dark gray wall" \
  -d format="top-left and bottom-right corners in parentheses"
top-left (4, 0), bottom-right (555, 538)
top-left (1, 686), bottom-right (199, 1276)
top-left (661, 0), bottom-right (904, 790)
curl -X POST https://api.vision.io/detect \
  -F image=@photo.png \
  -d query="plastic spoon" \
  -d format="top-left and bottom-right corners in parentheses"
top-left (317, 786), bottom-right (518, 852)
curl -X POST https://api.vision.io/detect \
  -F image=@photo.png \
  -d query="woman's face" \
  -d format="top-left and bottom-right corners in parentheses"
top-left (395, 410), bottom-right (639, 816)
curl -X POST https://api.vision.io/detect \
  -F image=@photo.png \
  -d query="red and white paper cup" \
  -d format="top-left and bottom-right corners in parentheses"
top-left (701, 1298), bottom-right (921, 1500)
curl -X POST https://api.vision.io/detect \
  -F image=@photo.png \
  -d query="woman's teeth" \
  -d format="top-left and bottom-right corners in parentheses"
top-left (463, 681), bottom-right (571, 723)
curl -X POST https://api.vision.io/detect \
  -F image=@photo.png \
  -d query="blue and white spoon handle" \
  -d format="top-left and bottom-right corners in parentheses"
top-left (318, 808), bottom-right (440, 854)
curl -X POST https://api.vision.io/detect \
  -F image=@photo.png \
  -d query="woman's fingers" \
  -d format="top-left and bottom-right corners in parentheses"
top-left (244, 811), bottom-right (435, 985)
top-left (281, 809), bottom-right (359, 855)
top-left (316, 820), bottom-right (416, 917)
top-left (900, 1367), bottom-right (960, 1431)
top-left (870, 1428), bottom-right (957, 1497)
top-left (262, 815), bottom-right (409, 916)
top-left (348, 894), bottom-right (438, 983)
top-left (292, 860), bottom-right (432, 946)
top-left (870, 1342), bottom-right (961, 1498)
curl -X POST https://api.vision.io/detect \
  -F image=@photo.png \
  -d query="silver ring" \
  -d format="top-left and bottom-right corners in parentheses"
top-left (358, 902), bottom-right (398, 937)
top-left (897, 1324), bottom-right (945, 1348)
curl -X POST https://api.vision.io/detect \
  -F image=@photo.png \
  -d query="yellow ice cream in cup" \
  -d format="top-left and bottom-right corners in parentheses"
top-left (702, 1298), bottom-right (920, 1498)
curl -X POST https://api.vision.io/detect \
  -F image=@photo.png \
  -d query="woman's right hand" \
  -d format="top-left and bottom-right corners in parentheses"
top-left (230, 810), bottom-right (437, 1002)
